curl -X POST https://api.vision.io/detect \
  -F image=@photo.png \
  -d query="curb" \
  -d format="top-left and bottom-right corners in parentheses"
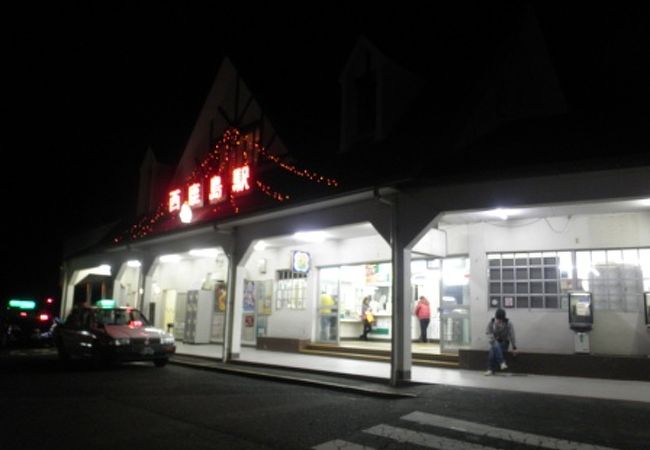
top-left (170, 356), bottom-right (418, 399)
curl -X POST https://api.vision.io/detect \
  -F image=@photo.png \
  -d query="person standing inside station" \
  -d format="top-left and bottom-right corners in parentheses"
top-left (414, 296), bottom-right (431, 343)
top-left (485, 308), bottom-right (517, 375)
top-left (359, 296), bottom-right (373, 340)
top-left (319, 291), bottom-right (336, 341)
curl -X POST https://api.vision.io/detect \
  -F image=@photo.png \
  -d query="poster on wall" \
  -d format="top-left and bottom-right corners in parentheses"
top-left (241, 313), bottom-right (256, 342)
top-left (256, 316), bottom-right (268, 337)
top-left (211, 314), bottom-right (225, 341)
top-left (365, 263), bottom-right (390, 283)
top-left (243, 280), bottom-right (255, 312)
top-left (215, 281), bottom-right (227, 312)
top-left (256, 280), bottom-right (273, 315)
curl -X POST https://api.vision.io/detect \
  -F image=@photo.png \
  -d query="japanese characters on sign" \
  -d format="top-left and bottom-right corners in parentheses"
top-left (168, 164), bottom-right (251, 214)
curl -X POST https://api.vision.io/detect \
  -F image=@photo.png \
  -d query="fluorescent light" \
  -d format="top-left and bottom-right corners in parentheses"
top-left (126, 260), bottom-right (142, 268)
top-left (484, 208), bottom-right (520, 220)
top-left (293, 231), bottom-right (329, 243)
top-left (254, 240), bottom-right (267, 251)
top-left (159, 254), bottom-right (181, 263)
top-left (97, 264), bottom-right (112, 275)
top-left (640, 198), bottom-right (650, 207)
top-left (189, 248), bottom-right (221, 258)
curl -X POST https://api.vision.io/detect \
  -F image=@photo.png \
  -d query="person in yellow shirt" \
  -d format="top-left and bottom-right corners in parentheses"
top-left (319, 291), bottom-right (336, 340)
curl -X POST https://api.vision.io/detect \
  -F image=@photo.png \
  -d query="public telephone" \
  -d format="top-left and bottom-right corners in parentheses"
top-left (568, 292), bottom-right (593, 353)
top-left (644, 292), bottom-right (649, 328)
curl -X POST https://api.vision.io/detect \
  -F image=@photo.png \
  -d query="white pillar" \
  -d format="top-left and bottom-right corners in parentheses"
top-left (390, 197), bottom-right (413, 386)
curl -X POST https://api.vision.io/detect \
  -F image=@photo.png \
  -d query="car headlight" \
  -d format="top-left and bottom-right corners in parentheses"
top-left (161, 335), bottom-right (175, 345)
top-left (110, 338), bottom-right (131, 346)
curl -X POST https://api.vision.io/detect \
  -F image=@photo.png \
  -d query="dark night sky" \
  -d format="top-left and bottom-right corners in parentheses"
top-left (1, 3), bottom-right (647, 303)
top-left (1, 3), bottom-right (364, 302)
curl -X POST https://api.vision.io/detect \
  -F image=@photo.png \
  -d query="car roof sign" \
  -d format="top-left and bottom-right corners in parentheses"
top-left (8, 299), bottom-right (36, 310)
top-left (96, 299), bottom-right (116, 309)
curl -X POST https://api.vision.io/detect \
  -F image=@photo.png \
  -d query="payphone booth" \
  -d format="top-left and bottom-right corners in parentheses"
top-left (568, 292), bottom-right (593, 353)
top-left (644, 292), bottom-right (650, 329)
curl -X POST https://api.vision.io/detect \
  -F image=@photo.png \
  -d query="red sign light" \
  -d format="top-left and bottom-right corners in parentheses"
top-left (169, 189), bottom-right (181, 213)
top-left (208, 175), bottom-right (224, 204)
top-left (188, 183), bottom-right (203, 208)
top-left (168, 164), bottom-right (252, 214)
top-left (232, 165), bottom-right (250, 193)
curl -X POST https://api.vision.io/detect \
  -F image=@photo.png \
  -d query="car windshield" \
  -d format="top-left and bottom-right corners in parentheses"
top-left (95, 308), bottom-right (149, 326)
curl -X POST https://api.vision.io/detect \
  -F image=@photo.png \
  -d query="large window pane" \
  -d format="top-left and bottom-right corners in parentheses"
top-left (487, 252), bottom-right (561, 310)
top-left (607, 249), bottom-right (623, 264)
top-left (576, 252), bottom-right (592, 279)
top-left (489, 248), bottom-right (648, 312)
top-left (640, 249), bottom-right (650, 278)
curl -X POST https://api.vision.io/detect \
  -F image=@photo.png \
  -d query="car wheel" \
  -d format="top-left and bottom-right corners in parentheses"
top-left (153, 358), bottom-right (168, 367)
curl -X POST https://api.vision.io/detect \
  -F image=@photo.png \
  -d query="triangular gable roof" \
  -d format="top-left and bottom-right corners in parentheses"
top-left (172, 57), bottom-right (289, 187)
top-left (112, 57), bottom-right (343, 244)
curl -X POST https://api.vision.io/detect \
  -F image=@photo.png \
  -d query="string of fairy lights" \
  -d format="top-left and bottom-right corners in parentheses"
top-left (114, 127), bottom-right (339, 243)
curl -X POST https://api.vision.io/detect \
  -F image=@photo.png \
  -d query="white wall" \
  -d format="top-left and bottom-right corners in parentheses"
top-left (443, 212), bottom-right (650, 355)
top-left (114, 265), bottom-right (140, 307)
top-left (146, 256), bottom-right (227, 331)
top-left (152, 257), bottom-right (226, 293)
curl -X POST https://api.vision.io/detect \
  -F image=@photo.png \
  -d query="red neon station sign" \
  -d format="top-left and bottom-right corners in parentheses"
top-left (168, 164), bottom-right (251, 214)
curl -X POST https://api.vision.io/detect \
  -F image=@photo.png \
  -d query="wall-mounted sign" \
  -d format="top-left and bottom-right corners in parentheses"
top-left (168, 164), bottom-right (252, 214)
top-left (292, 250), bottom-right (311, 274)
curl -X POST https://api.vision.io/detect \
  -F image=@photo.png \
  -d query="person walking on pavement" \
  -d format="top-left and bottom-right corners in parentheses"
top-left (485, 308), bottom-right (517, 375)
top-left (414, 296), bottom-right (431, 343)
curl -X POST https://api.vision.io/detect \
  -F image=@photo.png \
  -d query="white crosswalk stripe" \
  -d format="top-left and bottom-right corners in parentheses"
top-left (402, 411), bottom-right (619, 450)
top-left (312, 410), bottom-right (621, 450)
top-left (312, 439), bottom-right (375, 450)
top-left (364, 423), bottom-right (499, 450)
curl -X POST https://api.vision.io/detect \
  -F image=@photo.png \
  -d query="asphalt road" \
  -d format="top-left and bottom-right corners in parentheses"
top-left (0, 348), bottom-right (648, 450)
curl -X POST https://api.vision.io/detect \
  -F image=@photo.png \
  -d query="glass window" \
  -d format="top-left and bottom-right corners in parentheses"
top-left (571, 248), bottom-right (646, 312)
top-left (442, 257), bottom-right (470, 305)
top-left (491, 248), bottom-right (648, 312)
top-left (319, 263), bottom-right (392, 321)
top-left (487, 251), bottom-right (567, 310)
top-left (275, 270), bottom-right (307, 310)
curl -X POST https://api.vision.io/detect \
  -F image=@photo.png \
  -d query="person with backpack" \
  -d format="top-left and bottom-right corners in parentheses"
top-left (485, 308), bottom-right (517, 375)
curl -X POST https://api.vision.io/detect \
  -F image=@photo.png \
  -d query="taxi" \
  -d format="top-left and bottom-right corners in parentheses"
top-left (54, 300), bottom-right (175, 367)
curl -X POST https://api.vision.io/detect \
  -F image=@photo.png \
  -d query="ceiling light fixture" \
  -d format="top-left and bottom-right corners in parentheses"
top-left (293, 231), bottom-right (329, 243)
top-left (485, 208), bottom-right (520, 221)
top-left (189, 248), bottom-right (221, 258)
top-left (160, 254), bottom-right (181, 263)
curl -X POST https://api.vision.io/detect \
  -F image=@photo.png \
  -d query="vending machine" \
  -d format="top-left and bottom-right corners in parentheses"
top-left (568, 292), bottom-right (593, 353)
